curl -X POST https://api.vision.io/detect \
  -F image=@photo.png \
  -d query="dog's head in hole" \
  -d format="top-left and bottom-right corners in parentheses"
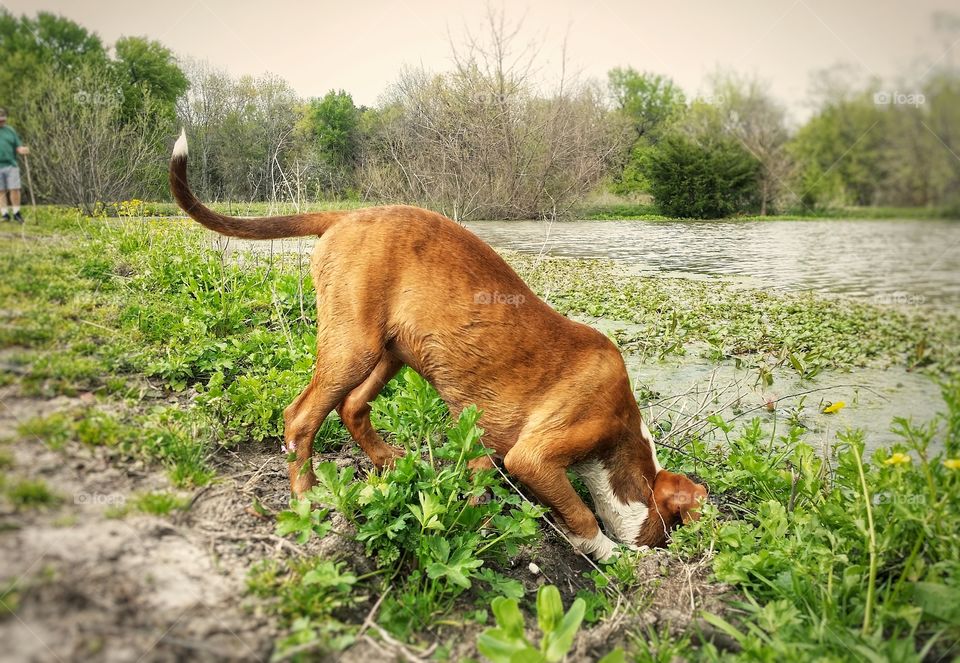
top-left (645, 470), bottom-right (709, 547)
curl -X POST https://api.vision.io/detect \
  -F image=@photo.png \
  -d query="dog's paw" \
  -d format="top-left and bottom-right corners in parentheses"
top-left (568, 530), bottom-right (619, 562)
top-left (371, 445), bottom-right (405, 469)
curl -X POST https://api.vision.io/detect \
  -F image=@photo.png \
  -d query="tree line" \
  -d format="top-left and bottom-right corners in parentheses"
top-left (2, 8), bottom-right (958, 219)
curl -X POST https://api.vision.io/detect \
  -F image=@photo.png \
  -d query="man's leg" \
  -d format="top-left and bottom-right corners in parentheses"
top-left (10, 189), bottom-right (22, 222)
top-left (1, 188), bottom-right (8, 220)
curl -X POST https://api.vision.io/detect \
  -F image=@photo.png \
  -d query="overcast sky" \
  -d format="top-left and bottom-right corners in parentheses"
top-left (5, 0), bottom-right (958, 121)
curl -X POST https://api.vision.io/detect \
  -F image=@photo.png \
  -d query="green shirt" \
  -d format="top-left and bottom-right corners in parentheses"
top-left (0, 126), bottom-right (22, 168)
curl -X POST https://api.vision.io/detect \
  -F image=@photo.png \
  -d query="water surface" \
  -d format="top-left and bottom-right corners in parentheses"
top-left (466, 218), bottom-right (960, 307)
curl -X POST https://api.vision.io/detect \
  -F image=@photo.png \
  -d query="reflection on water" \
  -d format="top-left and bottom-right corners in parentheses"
top-left (466, 218), bottom-right (960, 307)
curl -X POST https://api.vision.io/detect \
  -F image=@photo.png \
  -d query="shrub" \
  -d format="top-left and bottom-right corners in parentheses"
top-left (644, 132), bottom-right (760, 218)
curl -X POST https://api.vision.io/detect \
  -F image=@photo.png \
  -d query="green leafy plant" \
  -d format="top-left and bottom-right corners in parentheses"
top-left (247, 559), bottom-right (360, 656)
top-left (665, 378), bottom-right (960, 660)
top-left (478, 584), bottom-right (624, 663)
top-left (278, 405), bottom-right (543, 636)
top-left (128, 491), bottom-right (188, 515)
top-left (276, 498), bottom-right (332, 545)
top-left (4, 478), bottom-right (61, 508)
top-left (371, 367), bottom-right (448, 448)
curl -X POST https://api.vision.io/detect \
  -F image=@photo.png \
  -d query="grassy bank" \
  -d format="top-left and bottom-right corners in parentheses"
top-left (1, 208), bottom-right (958, 660)
top-left (576, 201), bottom-right (960, 221)
top-left (33, 197), bottom-right (960, 223)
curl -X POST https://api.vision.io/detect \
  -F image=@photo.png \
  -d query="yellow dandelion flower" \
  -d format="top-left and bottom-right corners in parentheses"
top-left (944, 459), bottom-right (960, 470)
top-left (884, 453), bottom-right (911, 466)
top-left (822, 401), bottom-right (846, 414)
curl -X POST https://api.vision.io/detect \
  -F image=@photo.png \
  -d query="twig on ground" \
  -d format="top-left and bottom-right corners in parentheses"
top-left (186, 484), bottom-right (214, 510)
top-left (78, 319), bottom-right (117, 334)
top-left (357, 586), bottom-right (391, 639)
top-left (366, 623), bottom-right (438, 663)
top-left (217, 532), bottom-right (304, 558)
top-left (240, 457), bottom-right (277, 492)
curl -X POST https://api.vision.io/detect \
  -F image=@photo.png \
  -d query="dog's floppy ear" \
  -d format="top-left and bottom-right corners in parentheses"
top-left (656, 472), bottom-right (708, 524)
top-left (672, 479), bottom-right (708, 523)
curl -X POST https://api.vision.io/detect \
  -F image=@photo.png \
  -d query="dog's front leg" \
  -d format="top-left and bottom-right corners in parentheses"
top-left (504, 441), bottom-right (617, 562)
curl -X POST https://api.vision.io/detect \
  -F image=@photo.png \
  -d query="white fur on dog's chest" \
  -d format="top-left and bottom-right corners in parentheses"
top-left (572, 458), bottom-right (649, 543)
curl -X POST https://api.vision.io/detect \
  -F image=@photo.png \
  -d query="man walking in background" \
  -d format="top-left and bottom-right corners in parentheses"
top-left (0, 108), bottom-right (30, 223)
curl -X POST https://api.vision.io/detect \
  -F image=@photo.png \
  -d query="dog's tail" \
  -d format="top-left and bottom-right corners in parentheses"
top-left (169, 128), bottom-right (345, 239)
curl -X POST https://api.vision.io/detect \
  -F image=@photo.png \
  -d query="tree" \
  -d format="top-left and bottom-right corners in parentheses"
top-left (607, 68), bottom-right (685, 193)
top-left (304, 90), bottom-right (360, 168)
top-left (788, 93), bottom-right (888, 208)
top-left (113, 36), bottom-right (188, 124)
top-left (360, 8), bottom-right (620, 220)
top-left (177, 60), bottom-right (305, 203)
top-left (922, 72), bottom-right (960, 209)
top-left (17, 64), bottom-right (165, 210)
top-left (919, 13), bottom-right (960, 209)
top-left (175, 59), bottom-right (234, 201)
top-left (608, 68), bottom-right (685, 142)
top-left (644, 132), bottom-right (760, 218)
top-left (300, 90), bottom-right (361, 195)
top-left (704, 72), bottom-right (791, 215)
top-left (0, 10), bottom-right (106, 93)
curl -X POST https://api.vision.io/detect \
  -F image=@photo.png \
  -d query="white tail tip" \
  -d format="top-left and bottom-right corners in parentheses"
top-left (172, 128), bottom-right (188, 158)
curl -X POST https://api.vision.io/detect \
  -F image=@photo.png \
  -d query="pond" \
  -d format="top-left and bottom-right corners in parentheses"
top-left (466, 218), bottom-right (960, 308)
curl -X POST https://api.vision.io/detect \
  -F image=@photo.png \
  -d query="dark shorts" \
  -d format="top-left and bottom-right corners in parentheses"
top-left (0, 166), bottom-right (20, 190)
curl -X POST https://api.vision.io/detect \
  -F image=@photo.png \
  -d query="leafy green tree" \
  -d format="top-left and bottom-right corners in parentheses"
top-left (303, 90), bottom-right (360, 169)
top-left (113, 36), bottom-right (188, 123)
top-left (923, 72), bottom-right (960, 209)
top-left (299, 90), bottom-right (361, 195)
top-left (608, 67), bottom-right (685, 141)
top-left (0, 10), bottom-right (107, 96)
top-left (644, 131), bottom-right (760, 218)
top-left (788, 95), bottom-right (888, 208)
top-left (607, 68), bottom-right (686, 194)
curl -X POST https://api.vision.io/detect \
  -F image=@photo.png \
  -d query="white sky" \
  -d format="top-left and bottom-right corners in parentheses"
top-left (5, 0), bottom-right (958, 122)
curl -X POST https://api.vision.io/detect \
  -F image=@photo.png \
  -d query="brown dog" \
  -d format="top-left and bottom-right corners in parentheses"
top-left (169, 130), bottom-right (707, 560)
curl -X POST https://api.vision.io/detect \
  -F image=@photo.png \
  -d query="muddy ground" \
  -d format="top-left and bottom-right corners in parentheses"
top-left (0, 386), bottom-right (732, 662)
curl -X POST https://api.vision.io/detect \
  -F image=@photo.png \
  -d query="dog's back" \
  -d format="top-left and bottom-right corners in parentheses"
top-left (310, 204), bottom-right (632, 457)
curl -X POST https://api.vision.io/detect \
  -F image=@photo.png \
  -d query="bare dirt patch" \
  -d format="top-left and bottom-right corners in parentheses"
top-left (0, 391), bottom-right (289, 662)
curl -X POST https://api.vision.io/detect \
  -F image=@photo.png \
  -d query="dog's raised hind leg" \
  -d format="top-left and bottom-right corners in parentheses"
top-left (337, 353), bottom-right (405, 468)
